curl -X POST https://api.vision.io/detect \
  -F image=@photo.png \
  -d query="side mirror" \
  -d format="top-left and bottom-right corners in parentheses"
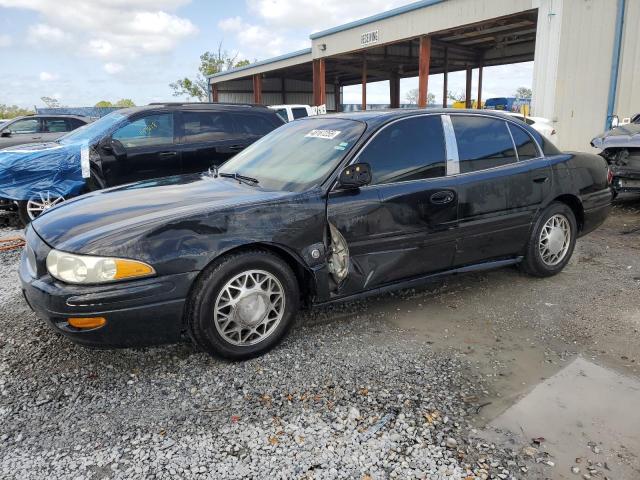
top-left (1, 130), bottom-right (11, 137)
top-left (98, 136), bottom-right (113, 152)
top-left (99, 137), bottom-right (126, 157)
top-left (337, 163), bottom-right (372, 189)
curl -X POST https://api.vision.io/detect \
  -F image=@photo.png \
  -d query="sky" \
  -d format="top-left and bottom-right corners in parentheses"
top-left (0, 0), bottom-right (533, 109)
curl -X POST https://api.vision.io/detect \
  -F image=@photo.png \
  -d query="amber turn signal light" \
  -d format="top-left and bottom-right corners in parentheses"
top-left (67, 317), bottom-right (107, 329)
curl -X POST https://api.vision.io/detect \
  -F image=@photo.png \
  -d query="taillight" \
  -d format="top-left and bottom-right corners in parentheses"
top-left (607, 168), bottom-right (613, 185)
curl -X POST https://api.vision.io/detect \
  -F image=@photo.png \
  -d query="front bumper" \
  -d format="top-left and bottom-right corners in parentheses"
top-left (19, 243), bottom-right (198, 348)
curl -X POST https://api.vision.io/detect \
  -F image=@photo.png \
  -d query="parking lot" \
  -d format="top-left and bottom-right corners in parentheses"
top-left (0, 197), bottom-right (637, 480)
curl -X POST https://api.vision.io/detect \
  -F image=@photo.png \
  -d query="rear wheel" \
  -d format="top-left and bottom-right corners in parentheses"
top-left (17, 191), bottom-right (66, 226)
top-left (186, 250), bottom-right (299, 360)
top-left (521, 202), bottom-right (577, 277)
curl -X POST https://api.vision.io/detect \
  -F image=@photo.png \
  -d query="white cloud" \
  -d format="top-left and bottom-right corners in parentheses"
top-left (247, 0), bottom-right (416, 31)
top-left (0, 34), bottom-right (12, 47)
top-left (103, 62), bottom-right (124, 74)
top-left (2, 0), bottom-right (197, 60)
top-left (27, 23), bottom-right (72, 45)
top-left (39, 71), bottom-right (59, 81)
top-left (218, 16), bottom-right (285, 58)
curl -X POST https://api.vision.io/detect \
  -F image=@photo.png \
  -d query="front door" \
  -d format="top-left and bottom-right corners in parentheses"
top-left (327, 115), bottom-right (458, 297)
top-left (108, 112), bottom-right (179, 185)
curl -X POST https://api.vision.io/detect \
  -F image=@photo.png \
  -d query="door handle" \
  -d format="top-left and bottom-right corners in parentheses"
top-left (228, 145), bottom-right (245, 151)
top-left (32, 136), bottom-right (42, 140)
top-left (158, 151), bottom-right (177, 158)
top-left (532, 175), bottom-right (549, 183)
top-left (430, 190), bottom-right (455, 205)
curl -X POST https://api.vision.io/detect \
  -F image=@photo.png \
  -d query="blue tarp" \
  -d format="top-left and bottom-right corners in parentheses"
top-left (0, 111), bottom-right (127, 201)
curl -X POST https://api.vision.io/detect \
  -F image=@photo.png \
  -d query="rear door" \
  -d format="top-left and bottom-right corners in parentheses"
top-left (108, 112), bottom-right (179, 184)
top-left (327, 114), bottom-right (458, 296)
top-left (41, 117), bottom-right (74, 142)
top-left (448, 114), bottom-right (550, 266)
top-left (177, 109), bottom-right (240, 174)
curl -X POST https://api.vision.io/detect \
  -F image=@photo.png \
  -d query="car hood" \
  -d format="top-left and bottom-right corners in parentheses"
top-left (591, 123), bottom-right (640, 150)
top-left (32, 173), bottom-right (295, 253)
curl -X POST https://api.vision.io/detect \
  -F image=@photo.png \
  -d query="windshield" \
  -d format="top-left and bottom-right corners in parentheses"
top-left (58, 111), bottom-right (127, 145)
top-left (219, 117), bottom-right (366, 192)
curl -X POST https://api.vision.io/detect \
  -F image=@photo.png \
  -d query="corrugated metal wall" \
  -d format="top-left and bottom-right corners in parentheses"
top-left (217, 78), bottom-right (335, 110)
top-left (615, 0), bottom-right (640, 123)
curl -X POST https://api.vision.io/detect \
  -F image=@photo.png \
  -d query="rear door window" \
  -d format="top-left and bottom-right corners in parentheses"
top-left (508, 123), bottom-right (539, 160)
top-left (112, 113), bottom-right (174, 148)
top-left (181, 111), bottom-right (234, 142)
top-left (358, 115), bottom-right (446, 184)
top-left (236, 114), bottom-right (279, 136)
top-left (43, 118), bottom-right (72, 133)
top-left (291, 108), bottom-right (309, 119)
top-left (274, 109), bottom-right (289, 122)
top-left (451, 115), bottom-right (518, 173)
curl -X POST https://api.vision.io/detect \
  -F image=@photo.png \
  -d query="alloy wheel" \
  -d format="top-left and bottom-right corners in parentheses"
top-left (26, 191), bottom-right (66, 220)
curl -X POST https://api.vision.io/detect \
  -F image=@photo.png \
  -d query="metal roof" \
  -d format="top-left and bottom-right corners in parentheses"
top-left (208, 48), bottom-right (312, 79)
top-left (309, 0), bottom-right (446, 40)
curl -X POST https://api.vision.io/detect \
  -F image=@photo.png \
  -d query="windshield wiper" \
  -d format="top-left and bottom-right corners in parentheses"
top-left (219, 172), bottom-right (259, 186)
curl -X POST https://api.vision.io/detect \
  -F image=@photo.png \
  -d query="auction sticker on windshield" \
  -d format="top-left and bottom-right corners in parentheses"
top-left (305, 129), bottom-right (341, 140)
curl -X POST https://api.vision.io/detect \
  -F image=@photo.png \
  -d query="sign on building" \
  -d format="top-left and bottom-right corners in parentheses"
top-left (361, 30), bottom-right (379, 47)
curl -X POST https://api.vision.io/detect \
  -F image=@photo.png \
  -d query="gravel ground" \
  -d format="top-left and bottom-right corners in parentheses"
top-left (0, 199), bottom-right (638, 480)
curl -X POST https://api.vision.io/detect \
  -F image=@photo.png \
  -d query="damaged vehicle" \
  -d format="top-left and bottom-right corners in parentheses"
top-left (20, 110), bottom-right (612, 360)
top-left (591, 115), bottom-right (640, 196)
top-left (0, 103), bottom-right (283, 225)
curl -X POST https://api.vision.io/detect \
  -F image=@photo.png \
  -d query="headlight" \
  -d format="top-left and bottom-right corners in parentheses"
top-left (46, 249), bottom-right (155, 284)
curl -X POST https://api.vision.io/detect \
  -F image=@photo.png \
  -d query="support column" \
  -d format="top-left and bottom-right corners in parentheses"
top-left (211, 83), bottom-right (219, 103)
top-left (312, 59), bottom-right (326, 106)
top-left (418, 35), bottom-right (431, 108)
top-left (390, 71), bottom-right (400, 108)
top-left (281, 77), bottom-right (287, 105)
top-left (442, 47), bottom-right (448, 108)
top-left (334, 81), bottom-right (341, 112)
top-left (465, 66), bottom-right (473, 108)
top-left (477, 58), bottom-right (484, 109)
top-left (252, 74), bottom-right (262, 104)
top-left (361, 57), bottom-right (367, 111)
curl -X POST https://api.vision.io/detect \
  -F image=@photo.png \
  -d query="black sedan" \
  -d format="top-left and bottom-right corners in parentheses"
top-left (20, 109), bottom-right (612, 360)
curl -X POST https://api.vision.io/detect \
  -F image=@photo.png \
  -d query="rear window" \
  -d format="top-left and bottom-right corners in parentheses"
top-left (291, 108), bottom-right (309, 119)
top-left (43, 118), bottom-right (71, 133)
top-left (508, 123), bottom-right (539, 160)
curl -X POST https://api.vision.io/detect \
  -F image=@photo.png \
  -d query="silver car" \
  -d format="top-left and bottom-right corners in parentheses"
top-left (0, 115), bottom-right (89, 149)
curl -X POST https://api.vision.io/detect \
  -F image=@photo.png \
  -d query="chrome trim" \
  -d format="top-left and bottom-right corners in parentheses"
top-left (505, 121), bottom-right (519, 162)
top-left (441, 114), bottom-right (459, 175)
top-left (506, 120), bottom-right (544, 159)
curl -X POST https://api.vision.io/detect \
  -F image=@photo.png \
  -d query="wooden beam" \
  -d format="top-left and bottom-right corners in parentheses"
top-left (443, 47), bottom-right (448, 108)
top-left (418, 35), bottom-right (431, 108)
top-left (390, 71), bottom-right (400, 108)
top-left (252, 75), bottom-right (262, 104)
top-left (465, 66), bottom-right (472, 108)
top-left (211, 83), bottom-right (219, 103)
top-left (312, 59), bottom-right (326, 106)
top-left (362, 57), bottom-right (367, 111)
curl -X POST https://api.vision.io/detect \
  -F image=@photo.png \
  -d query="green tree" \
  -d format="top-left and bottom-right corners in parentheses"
top-left (515, 86), bottom-right (532, 99)
top-left (115, 98), bottom-right (135, 107)
top-left (95, 100), bottom-right (114, 107)
top-left (0, 104), bottom-right (35, 119)
top-left (170, 43), bottom-right (250, 101)
top-left (40, 96), bottom-right (61, 108)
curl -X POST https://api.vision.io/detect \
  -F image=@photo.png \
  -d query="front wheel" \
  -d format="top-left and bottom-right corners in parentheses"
top-left (521, 202), bottom-right (577, 277)
top-left (17, 191), bottom-right (66, 226)
top-left (186, 250), bottom-right (300, 360)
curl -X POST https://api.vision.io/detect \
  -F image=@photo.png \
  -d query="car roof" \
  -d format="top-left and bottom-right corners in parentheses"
top-left (317, 108), bottom-right (529, 128)
top-left (8, 114), bottom-right (90, 120)
top-left (119, 103), bottom-right (272, 116)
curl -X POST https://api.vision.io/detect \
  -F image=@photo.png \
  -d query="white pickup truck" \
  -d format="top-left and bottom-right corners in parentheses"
top-left (269, 104), bottom-right (321, 123)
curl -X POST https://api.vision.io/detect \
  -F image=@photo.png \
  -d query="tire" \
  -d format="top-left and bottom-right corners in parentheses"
top-left (186, 250), bottom-right (300, 360)
top-left (521, 202), bottom-right (577, 277)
